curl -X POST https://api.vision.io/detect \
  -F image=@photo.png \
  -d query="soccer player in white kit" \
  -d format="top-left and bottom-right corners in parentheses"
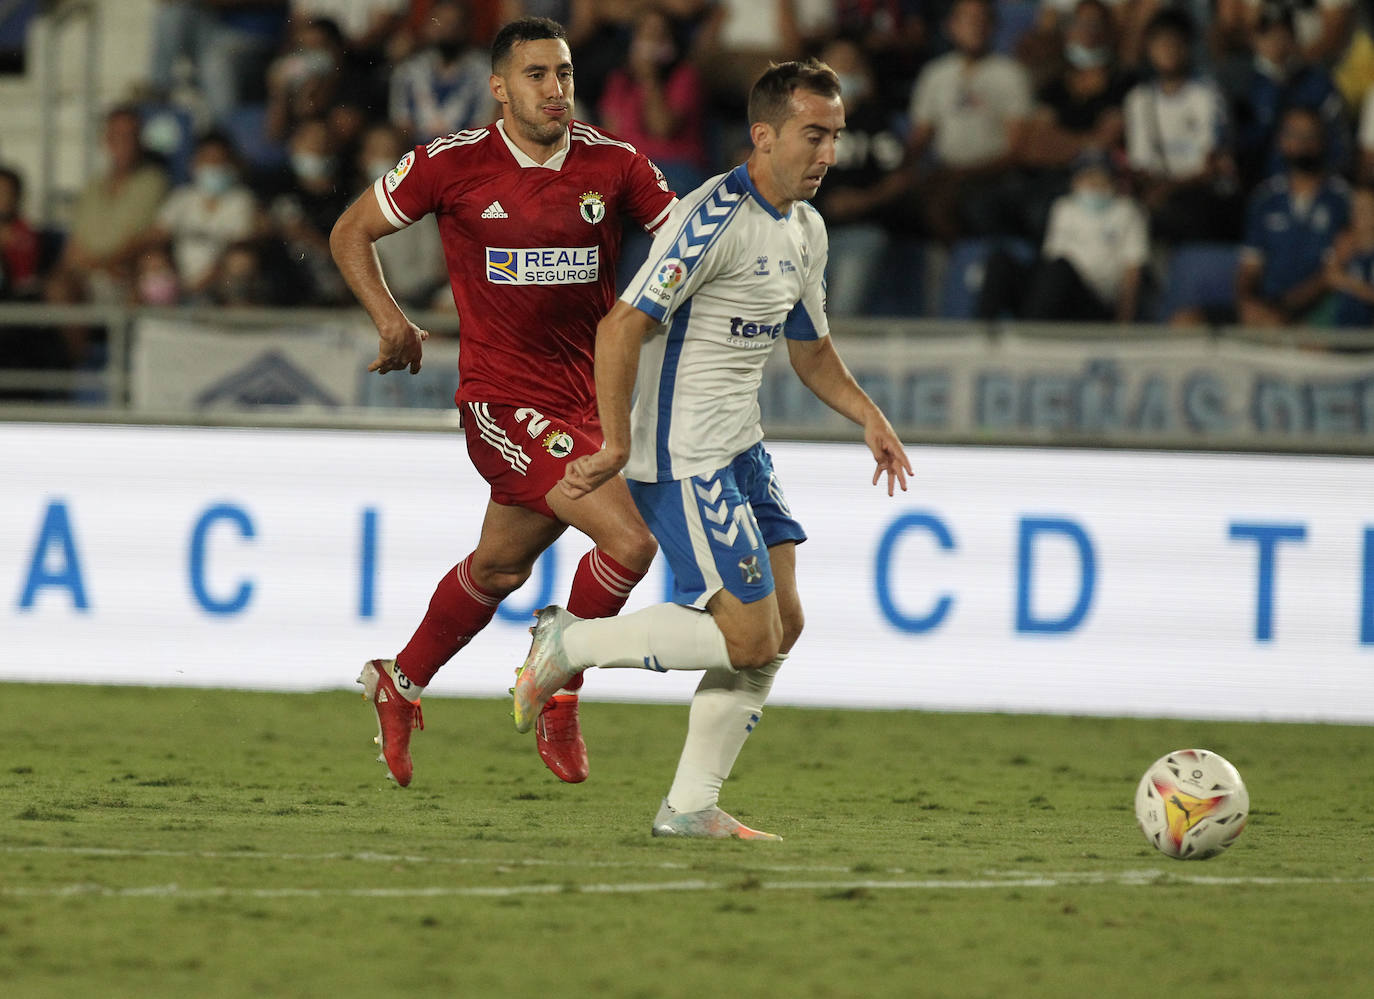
top-left (513, 58), bottom-right (913, 839)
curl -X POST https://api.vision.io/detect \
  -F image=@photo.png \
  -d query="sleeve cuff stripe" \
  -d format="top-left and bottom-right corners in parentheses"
top-left (645, 198), bottom-right (677, 233)
top-left (373, 177), bottom-right (413, 228)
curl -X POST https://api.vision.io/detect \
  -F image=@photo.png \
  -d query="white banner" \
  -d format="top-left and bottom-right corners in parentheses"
top-left (131, 316), bottom-right (465, 411)
top-left (131, 317), bottom-right (371, 411)
top-left (765, 331), bottom-right (1374, 442)
top-left (2, 423), bottom-right (1372, 722)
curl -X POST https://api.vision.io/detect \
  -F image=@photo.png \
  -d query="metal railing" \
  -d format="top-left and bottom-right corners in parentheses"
top-left (3, 303), bottom-right (1374, 452)
top-left (0, 301), bottom-right (462, 407)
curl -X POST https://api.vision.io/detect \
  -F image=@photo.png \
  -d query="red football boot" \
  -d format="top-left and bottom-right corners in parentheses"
top-left (535, 693), bottom-right (589, 784)
top-left (357, 659), bottom-right (423, 786)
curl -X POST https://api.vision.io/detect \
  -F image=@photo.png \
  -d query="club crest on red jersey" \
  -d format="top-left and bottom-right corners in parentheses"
top-left (579, 191), bottom-right (606, 224)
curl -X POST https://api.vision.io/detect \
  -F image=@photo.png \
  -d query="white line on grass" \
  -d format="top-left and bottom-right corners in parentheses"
top-left (0, 845), bottom-right (860, 874)
top-left (4, 871), bottom-right (1372, 900)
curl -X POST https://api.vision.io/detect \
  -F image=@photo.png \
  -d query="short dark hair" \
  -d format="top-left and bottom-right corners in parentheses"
top-left (491, 17), bottom-right (567, 73)
top-left (105, 102), bottom-right (142, 127)
top-left (747, 58), bottom-right (841, 131)
top-left (194, 130), bottom-right (237, 158)
top-left (1255, 2), bottom-right (1296, 34)
top-left (1144, 6), bottom-right (1196, 45)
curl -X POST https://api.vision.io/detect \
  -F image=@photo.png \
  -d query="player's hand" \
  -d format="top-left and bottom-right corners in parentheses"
top-left (865, 416), bottom-right (913, 497)
top-left (560, 447), bottom-right (628, 500)
top-left (369, 321), bottom-right (428, 375)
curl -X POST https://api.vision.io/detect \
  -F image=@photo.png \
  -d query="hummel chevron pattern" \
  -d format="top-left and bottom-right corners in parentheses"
top-left (694, 479), bottom-right (722, 503)
top-left (696, 476), bottom-right (737, 545)
top-left (673, 186), bottom-right (742, 260)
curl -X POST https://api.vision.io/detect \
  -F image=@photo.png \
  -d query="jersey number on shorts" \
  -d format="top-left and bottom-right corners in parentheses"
top-left (514, 407), bottom-right (551, 439)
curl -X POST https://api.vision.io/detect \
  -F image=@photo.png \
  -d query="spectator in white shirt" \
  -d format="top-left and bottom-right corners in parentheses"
top-left (137, 132), bottom-right (260, 300)
top-left (907, 0), bottom-right (1034, 241)
top-left (695, 0), bottom-right (835, 116)
top-left (1124, 6), bottom-right (1241, 242)
top-left (289, 0), bottom-right (405, 55)
top-left (977, 152), bottom-right (1149, 321)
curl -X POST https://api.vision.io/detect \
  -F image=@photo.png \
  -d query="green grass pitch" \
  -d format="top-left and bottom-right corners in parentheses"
top-left (3, 682), bottom-right (1372, 998)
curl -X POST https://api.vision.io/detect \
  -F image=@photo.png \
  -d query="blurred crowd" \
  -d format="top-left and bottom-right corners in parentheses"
top-left (5, 0), bottom-right (1374, 378)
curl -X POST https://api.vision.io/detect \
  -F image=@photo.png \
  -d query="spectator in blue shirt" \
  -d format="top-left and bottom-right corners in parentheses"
top-left (1236, 105), bottom-right (1350, 326)
top-left (388, 0), bottom-right (493, 144)
top-left (1228, 6), bottom-right (1349, 191)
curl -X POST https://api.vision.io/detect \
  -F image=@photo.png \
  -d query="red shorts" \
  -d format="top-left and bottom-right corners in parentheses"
top-left (461, 401), bottom-right (604, 519)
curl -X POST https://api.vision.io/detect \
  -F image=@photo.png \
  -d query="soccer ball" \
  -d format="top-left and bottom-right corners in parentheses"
top-left (1134, 749), bottom-right (1249, 860)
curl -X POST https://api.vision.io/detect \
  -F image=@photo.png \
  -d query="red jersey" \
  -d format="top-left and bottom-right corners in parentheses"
top-left (373, 119), bottom-right (677, 421)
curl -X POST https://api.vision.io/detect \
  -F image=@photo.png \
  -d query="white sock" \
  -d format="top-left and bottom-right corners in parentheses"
top-left (665, 654), bottom-right (784, 813)
top-left (562, 602), bottom-right (733, 673)
top-left (388, 661), bottom-right (423, 703)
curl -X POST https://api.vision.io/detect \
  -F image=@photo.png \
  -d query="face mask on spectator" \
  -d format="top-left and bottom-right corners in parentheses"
top-left (1075, 188), bottom-right (1113, 213)
top-left (195, 165), bottom-right (236, 197)
top-left (1065, 43), bottom-right (1111, 69)
top-left (291, 152), bottom-right (334, 182)
top-left (285, 48), bottom-right (334, 86)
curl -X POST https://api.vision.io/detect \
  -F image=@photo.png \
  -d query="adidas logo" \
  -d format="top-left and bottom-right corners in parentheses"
top-left (481, 200), bottom-right (509, 219)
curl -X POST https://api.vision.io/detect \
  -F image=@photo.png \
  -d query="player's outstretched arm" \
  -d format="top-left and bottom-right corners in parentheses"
top-left (787, 335), bottom-right (913, 496)
top-left (329, 192), bottom-right (429, 375)
top-left (561, 301), bottom-right (659, 499)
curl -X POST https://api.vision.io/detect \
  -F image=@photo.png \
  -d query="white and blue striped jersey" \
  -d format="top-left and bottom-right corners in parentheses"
top-left (620, 164), bottom-right (830, 483)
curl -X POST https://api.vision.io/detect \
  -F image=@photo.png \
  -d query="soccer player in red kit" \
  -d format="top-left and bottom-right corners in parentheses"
top-left (330, 16), bottom-right (677, 787)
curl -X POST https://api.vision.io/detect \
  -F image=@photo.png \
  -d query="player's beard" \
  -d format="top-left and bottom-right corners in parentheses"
top-left (507, 90), bottom-right (572, 150)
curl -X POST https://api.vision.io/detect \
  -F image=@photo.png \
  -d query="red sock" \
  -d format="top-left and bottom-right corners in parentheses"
top-left (395, 555), bottom-right (500, 688)
top-left (561, 548), bottom-right (646, 692)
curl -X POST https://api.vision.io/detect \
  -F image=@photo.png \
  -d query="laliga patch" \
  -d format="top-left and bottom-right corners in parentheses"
top-left (384, 150), bottom-right (415, 193)
top-left (738, 555), bottom-right (763, 585)
top-left (578, 190), bottom-right (606, 224)
top-left (655, 259), bottom-right (685, 290)
top-left (542, 430), bottom-right (574, 459)
top-left (645, 258), bottom-right (686, 304)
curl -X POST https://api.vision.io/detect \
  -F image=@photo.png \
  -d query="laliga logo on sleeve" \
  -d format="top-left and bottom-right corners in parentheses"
top-left (656, 259), bottom-right (684, 290)
top-left (579, 191), bottom-right (606, 224)
top-left (647, 258), bottom-right (685, 304)
top-left (385, 151), bottom-right (415, 193)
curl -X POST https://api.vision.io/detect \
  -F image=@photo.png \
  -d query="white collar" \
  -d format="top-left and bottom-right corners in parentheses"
top-left (495, 118), bottom-right (570, 170)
